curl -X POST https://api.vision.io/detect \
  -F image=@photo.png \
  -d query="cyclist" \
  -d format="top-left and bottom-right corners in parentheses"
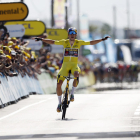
top-left (34, 27), bottom-right (110, 112)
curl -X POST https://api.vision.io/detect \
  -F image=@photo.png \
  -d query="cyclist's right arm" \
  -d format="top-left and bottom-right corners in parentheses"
top-left (34, 37), bottom-right (64, 45)
top-left (33, 37), bottom-right (55, 44)
top-left (42, 38), bottom-right (55, 44)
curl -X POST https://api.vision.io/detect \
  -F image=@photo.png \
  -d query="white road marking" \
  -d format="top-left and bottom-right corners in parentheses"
top-left (133, 104), bottom-right (140, 117)
top-left (0, 97), bottom-right (54, 121)
top-left (131, 103), bottom-right (140, 126)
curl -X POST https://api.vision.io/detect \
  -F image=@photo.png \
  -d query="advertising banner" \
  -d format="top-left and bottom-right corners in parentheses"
top-left (0, 2), bottom-right (28, 21)
top-left (80, 14), bottom-right (90, 40)
top-left (24, 39), bottom-right (42, 50)
top-left (5, 25), bottom-right (25, 37)
top-left (51, 44), bottom-right (63, 54)
top-left (53, 0), bottom-right (65, 28)
top-left (46, 29), bottom-right (68, 40)
top-left (5, 21), bottom-right (45, 36)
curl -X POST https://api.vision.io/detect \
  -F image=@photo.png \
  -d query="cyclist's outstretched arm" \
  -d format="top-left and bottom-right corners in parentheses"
top-left (42, 38), bottom-right (55, 44)
top-left (90, 36), bottom-right (111, 45)
top-left (33, 37), bottom-right (55, 44)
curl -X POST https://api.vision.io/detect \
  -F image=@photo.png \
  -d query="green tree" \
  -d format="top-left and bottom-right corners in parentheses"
top-left (101, 23), bottom-right (111, 35)
top-left (89, 25), bottom-right (98, 33)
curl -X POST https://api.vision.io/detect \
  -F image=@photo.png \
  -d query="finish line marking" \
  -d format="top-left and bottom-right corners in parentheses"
top-left (0, 97), bottom-right (54, 121)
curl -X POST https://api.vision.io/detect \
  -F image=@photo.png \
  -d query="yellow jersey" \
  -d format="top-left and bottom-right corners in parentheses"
top-left (54, 39), bottom-right (90, 63)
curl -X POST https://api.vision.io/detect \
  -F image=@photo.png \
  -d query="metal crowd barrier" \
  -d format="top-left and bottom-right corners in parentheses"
top-left (0, 72), bottom-right (44, 108)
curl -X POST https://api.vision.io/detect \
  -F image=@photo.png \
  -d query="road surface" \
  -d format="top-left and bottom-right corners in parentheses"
top-left (0, 88), bottom-right (140, 140)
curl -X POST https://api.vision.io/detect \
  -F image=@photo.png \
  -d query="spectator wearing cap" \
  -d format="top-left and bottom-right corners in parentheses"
top-left (11, 37), bottom-right (17, 43)
top-left (2, 46), bottom-right (11, 55)
top-left (8, 41), bottom-right (14, 47)
top-left (11, 50), bottom-right (17, 60)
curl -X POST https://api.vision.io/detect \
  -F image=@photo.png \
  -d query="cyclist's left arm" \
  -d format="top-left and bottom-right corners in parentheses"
top-left (90, 39), bottom-right (102, 45)
top-left (90, 36), bottom-right (111, 45)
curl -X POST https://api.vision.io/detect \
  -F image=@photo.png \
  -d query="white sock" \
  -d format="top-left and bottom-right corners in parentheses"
top-left (70, 86), bottom-right (76, 95)
top-left (58, 95), bottom-right (62, 105)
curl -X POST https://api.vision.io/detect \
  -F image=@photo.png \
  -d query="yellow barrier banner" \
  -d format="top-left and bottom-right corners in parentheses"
top-left (0, 2), bottom-right (28, 21)
top-left (46, 29), bottom-right (68, 40)
top-left (5, 21), bottom-right (45, 36)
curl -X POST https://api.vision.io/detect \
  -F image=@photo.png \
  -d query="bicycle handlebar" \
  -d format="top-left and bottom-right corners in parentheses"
top-left (60, 75), bottom-right (76, 80)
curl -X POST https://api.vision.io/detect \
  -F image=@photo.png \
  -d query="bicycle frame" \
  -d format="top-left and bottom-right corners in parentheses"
top-left (57, 71), bottom-right (78, 120)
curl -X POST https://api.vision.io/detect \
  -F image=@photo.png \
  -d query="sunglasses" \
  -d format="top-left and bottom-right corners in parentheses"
top-left (69, 31), bottom-right (77, 35)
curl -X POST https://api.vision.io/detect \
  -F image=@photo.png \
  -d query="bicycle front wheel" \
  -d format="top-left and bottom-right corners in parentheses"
top-left (62, 105), bottom-right (67, 120)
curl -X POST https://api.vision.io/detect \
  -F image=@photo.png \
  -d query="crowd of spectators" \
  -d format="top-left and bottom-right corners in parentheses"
top-left (0, 31), bottom-right (93, 84)
top-left (0, 32), bottom-right (42, 82)
top-left (93, 60), bottom-right (140, 84)
top-left (1, 31), bottom-right (139, 86)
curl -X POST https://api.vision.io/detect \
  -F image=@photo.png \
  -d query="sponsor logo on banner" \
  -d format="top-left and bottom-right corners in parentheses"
top-left (5, 25), bottom-right (25, 37)
top-left (53, 0), bottom-right (65, 28)
top-left (46, 29), bottom-right (68, 40)
top-left (5, 21), bottom-right (45, 36)
top-left (24, 39), bottom-right (42, 50)
top-left (0, 2), bottom-right (28, 21)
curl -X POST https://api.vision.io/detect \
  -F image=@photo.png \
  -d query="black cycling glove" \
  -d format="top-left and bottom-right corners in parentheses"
top-left (35, 37), bottom-right (42, 41)
top-left (102, 36), bottom-right (110, 41)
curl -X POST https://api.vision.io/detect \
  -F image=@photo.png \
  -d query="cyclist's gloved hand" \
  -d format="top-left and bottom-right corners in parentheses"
top-left (102, 36), bottom-right (111, 41)
top-left (35, 37), bottom-right (42, 41)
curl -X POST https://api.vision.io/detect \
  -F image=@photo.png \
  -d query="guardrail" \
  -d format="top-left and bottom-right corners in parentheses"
top-left (0, 70), bottom-right (95, 109)
top-left (0, 73), bottom-right (44, 108)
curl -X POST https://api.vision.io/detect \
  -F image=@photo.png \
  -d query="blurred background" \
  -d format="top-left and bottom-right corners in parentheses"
top-left (1, 0), bottom-right (140, 87)
top-left (1, 1), bottom-right (140, 138)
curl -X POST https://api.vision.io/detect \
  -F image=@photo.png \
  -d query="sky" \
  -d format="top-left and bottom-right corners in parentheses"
top-left (1, 0), bottom-right (140, 29)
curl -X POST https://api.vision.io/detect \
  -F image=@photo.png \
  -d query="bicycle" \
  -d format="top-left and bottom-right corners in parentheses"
top-left (57, 70), bottom-right (78, 120)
